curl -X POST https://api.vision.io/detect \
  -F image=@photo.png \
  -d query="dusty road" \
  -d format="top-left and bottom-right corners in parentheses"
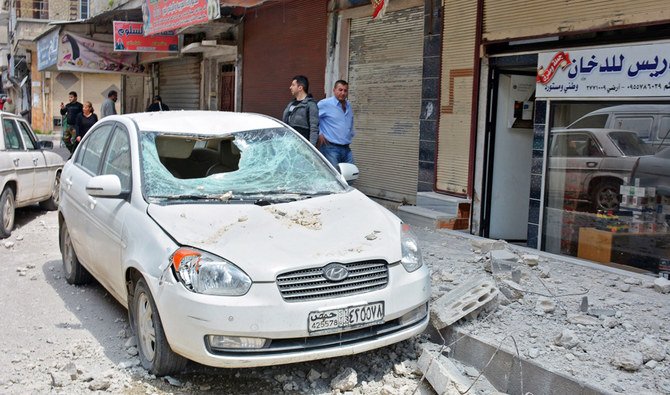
top-left (0, 206), bottom-right (433, 394)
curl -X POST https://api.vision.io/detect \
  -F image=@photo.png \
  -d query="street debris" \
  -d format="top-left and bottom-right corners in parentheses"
top-left (430, 276), bottom-right (498, 330)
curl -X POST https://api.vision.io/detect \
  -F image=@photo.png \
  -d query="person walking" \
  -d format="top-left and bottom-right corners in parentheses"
top-left (100, 90), bottom-right (118, 118)
top-left (146, 95), bottom-right (170, 112)
top-left (74, 101), bottom-right (98, 147)
top-left (317, 80), bottom-right (355, 167)
top-left (60, 91), bottom-right (83, 153)
top-left (282, 75), bottom-right (319, 145)
top-left (2, 98), bottom-right (15, 114)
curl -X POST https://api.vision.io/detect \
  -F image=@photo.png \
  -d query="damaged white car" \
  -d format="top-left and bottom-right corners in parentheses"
top-left (58, 111), bottom-right (430, 375)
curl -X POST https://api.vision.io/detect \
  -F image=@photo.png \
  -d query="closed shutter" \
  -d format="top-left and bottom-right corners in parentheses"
top-left (436, 0), bottom-right (477, 195)
top-left (483, 0), bottom-right (670, 42)
top-left (347, 6), bottom-right (424, 203)
top-left (242, 0), bottom-right (328, 118)
top-left (159, 56), bottom-right (201, 111)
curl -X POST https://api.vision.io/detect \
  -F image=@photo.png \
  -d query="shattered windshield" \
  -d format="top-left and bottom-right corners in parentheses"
top-left (140, 127), bottom-right (346, 202)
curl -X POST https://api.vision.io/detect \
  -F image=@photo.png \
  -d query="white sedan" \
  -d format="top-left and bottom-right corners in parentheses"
top-left (58, 111), bottom-right (431, 375)
top-left (0, 111), bottom-right (63, 237)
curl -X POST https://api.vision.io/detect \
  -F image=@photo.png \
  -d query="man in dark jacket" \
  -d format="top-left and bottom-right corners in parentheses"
top-left (282, 75), bottom-right (319, 145)
top-left (60, 91), bottom-right (83, 153)
top-left (146, 95), bottom-right (170, 112)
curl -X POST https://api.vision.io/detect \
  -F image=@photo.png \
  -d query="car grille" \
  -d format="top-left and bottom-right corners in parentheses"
top-left (276, 260), bottom-right (389, 302)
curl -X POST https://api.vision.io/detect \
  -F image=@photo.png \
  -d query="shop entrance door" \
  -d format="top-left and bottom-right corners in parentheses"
top-left (219, 64), bottom-right (235, 112)
top-left (486, 73), bottom-right (535, 240)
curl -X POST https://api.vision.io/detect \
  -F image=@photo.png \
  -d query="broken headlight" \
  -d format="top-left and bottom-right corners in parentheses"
top-left (170, 248), bottom-right (252, 296)
top-left (400, 224), bottom-right (424, 273)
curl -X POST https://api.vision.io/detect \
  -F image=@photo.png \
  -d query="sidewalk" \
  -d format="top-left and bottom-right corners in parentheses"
top-left (414, 226), bottom-right (670, 395)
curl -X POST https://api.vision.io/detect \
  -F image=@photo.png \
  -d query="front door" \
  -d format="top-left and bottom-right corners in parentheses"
top-left (219, 64), bottom-right (235, 112)
top-left (2, 118), bottom-right (34, 204)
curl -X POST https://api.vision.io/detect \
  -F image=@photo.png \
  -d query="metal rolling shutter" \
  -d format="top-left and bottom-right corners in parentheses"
top-left (436, 0), bottom-right (477, 195)
top-left (347, 6), bottom-right (424, 203)
top-left (159, 56), bottom-right (201, 111)
top-left (483, 0), bottom-right (670, 42)
top-left (242, 0), bottom-right (328, 119)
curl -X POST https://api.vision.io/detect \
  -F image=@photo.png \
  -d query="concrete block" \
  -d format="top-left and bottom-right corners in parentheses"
top-left (654, 277), bottom-right (670, 294)
top-left (430, 276), bottom-right (498, 330)
top-left (418, 345), bottom-right (471, 394)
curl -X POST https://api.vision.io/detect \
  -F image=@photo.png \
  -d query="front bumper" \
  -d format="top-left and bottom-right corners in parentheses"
top-left (155, 263), bottom-right (430, 368)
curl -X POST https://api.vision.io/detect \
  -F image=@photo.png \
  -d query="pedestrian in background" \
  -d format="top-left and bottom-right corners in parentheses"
top-left (146, 95), bottom-right (170, 112)
top-left (101, 90), bottom-right (118, 118)
top-left (317, 80), bottom-right (355, 167)
top-left (74, 101), bottom-right (98, 146)
top-left (2, 98), bottom-right (15, 114)
top-left (282, 75), bottom-right (319, 145)
top-left (60, 91), bottom-right (83, 153)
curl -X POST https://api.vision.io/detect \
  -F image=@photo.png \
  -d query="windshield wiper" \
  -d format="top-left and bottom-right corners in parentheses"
top-left (149, 194), bottom-right (234, 202)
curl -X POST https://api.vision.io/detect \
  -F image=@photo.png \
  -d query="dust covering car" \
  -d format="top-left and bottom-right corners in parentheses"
top-left (547, 128), bottom-right (653, 210)
top-left (58, 111), bottom-right (430, 375)
top-left (0, 111), bottom-right (63, 237)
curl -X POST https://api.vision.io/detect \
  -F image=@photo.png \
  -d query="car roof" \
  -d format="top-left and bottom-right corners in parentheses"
top-left (551, 128), bottom-right (638, 135)
top-left (112, 111), bottom-right (284, 135)
top-left (584, 104), bottom-right (670, 114)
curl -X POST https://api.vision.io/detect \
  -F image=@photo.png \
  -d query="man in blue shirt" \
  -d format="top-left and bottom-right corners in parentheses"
top-left (317, 80), bottom-right (355, 167)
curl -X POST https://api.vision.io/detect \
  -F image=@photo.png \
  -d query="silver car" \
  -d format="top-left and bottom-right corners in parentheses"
top-left (0, 111), bottom-right (63, 237)
top-left (547, 128), bottom-right (653, 210)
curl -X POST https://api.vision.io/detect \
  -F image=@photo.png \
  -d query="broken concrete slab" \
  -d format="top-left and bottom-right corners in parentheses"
top-left (471, 239), bottom-right (507, 254)
top-left (522, 254), bottom-right (540, 267)
top-left (430, 276), bottom-right (499, 330)
top-left (654, 277), bottom-right (670, 294)
top-left (489, 250), bottom-right (518, 273)
top-left (567, 314), bottom-right (602, 326)
top-left (498, 280), bottom-right (524, 301)
top-left (417, 344), bottom-right (473, 394)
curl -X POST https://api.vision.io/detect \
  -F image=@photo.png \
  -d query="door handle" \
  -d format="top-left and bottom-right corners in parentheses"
top-left (87, 196), bottom-right (97, 210)
top-left (64, 177), bottom-right (73, 190)
top-left (33, 158), bottom-right (38, 165)
top-left (586, 161), bottom-right (597, 168)
top-left (13, 158), bottom-right (19, 166)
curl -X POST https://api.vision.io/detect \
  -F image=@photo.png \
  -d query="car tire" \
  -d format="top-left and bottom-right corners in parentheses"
top-left (591, 180), bottom-right (622, 211)
top-left (39, 172), bottom-right (60, 211)
top-left (0, 187), bottom-right (15, 238)
top-left (132, 278), bottom-right (187, 376)
top-left (60, 221), bottom-right (92, 285)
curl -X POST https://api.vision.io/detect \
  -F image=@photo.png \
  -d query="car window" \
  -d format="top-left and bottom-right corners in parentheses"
top-left (76, 124), bottom-right (114, 175)
top-left (550, 133), bottom-right (601, 157)
top-left (612, 116), bottom-right (653, 139)
top-left (17, 121), bottom-right (37, 150)
top-left (101, 126), bottom-right (131, 191)
top-left (140, 127), bottom-right (346, 200)
top-left (2, 119), bottom-right (23, 150)
top-left (658, 116), bottom-right (670, 143)
top-left (608, 131), bottom-right (654, 156)
top-left (569, 114), bottom-right (608, 129)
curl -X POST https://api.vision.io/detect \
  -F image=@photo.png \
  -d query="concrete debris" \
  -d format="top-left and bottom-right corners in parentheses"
top-left (15, 235), bottom-right (23, 241)
top-left (417, 344), bottom-right (471, 394)
top-left (554, 329), bottom-right (580, 349)
top-left (587, 308), bottom-right (616, 318)
top-left (567, 314), bottom-right (602, 326)
top-left (430, 276), bottom-right (498, 329)
top-left (638, 336), bottom-right (666, 363)
top-left (611, 350), bottom-right (644, 371)
top-left (124, 337), bottom-right (137, 348)
top-left (330, 368), bottom-right (357, 391)
top-left (164, 376), bottom-right (182, 387)
top-left (471, 239), bottom-right (506, 254)
top-left (623, 277), bottom-right (642, 285)
top-left (4, 241), bottom-right (14, 249)
top-left (522, 254), bottom-right (539, 267)
top-left (498, 280), bottom-right (524, 301)
top-left (511, 269), bottom-right (522, 284)
top-left (489, 250), bottom-right (518, 273)
top-left (645, 359), bottom-right (658, 369)
top-left (539, 266), bottom-right (551, 278)
top-left (618, 283), bottom-right (631, 292)
top-left (536, 298), bottom-right (556, 314)
top-left (88, 378), bottom-right (111, 391)
top-left (653, 277), bottom-right (670, 294)
top-left (580, 296), bottom-right (589, 312)
top-left (307, 368), bottom-right (321, 382)
top-left (63, 362), bottom-right (78, 380)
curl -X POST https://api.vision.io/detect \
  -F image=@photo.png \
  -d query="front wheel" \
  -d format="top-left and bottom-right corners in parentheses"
top-left (591, 180), bottom-right (621, 211)
top-left (39, 172), bottom-right (61, 211)
top-left (132, 279), bottom-right (187, 376)
top-left (0, 187), bottom-right (16, 238)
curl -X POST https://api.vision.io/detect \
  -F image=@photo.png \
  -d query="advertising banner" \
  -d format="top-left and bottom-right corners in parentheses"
top-left (537, 42), bottom-right (670, 98)
top-left (37, 29), bottom-right (59, 71)
top-left (113, 21), bottom-right (178, 52)
top-left (142, 0), bottom-right (221, 36)
top-left (58, 32), bottom-right (146, 74)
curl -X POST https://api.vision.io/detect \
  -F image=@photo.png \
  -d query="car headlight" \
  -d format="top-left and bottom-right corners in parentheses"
top-left (170, 248), bottom-right (252, 296)
top-left (401, 224), bottom-right (424, 272)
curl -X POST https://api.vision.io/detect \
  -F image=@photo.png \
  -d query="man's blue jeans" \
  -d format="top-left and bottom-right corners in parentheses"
top-left (319, 144), bottom-right (354, 168)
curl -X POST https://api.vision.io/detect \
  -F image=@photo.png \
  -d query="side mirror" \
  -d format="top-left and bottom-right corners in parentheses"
top-left (338, 163), bottom-right (359, 183)
top-left (86, 174), bottom-right (124, 198)
top-left (38, 140), bottom-right (53, 149)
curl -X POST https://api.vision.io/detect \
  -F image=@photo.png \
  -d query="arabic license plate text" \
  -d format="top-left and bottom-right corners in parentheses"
top-left (308, 302), bottom-right (384, 334)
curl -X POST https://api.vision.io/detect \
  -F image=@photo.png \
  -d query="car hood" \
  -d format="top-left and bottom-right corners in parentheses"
top-left (147, 190), bottom-right (402, 281)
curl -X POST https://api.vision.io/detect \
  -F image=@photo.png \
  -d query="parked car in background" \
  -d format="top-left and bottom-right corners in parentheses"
top-left (631, 146), bottom-right (670, 196)
top-left (567, 104), bottom-right (670, 150)
top-left (0, 111), bottom-right (63, 237)
top-left (547, 128), bottom-right (653, 211)
top-left (58, 111), bottom-right (431, 376)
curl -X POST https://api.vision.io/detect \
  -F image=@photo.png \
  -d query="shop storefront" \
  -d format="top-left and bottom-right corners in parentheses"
top-left (536, 42), bottom-right (670, 274)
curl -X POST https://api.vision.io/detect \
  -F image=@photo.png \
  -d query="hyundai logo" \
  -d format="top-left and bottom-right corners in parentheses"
top-left (322, 263), bottom-right (349, 282)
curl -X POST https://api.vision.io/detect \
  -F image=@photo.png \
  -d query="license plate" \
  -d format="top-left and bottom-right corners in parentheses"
top-left (308, 302), bottom-right (385, 334)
